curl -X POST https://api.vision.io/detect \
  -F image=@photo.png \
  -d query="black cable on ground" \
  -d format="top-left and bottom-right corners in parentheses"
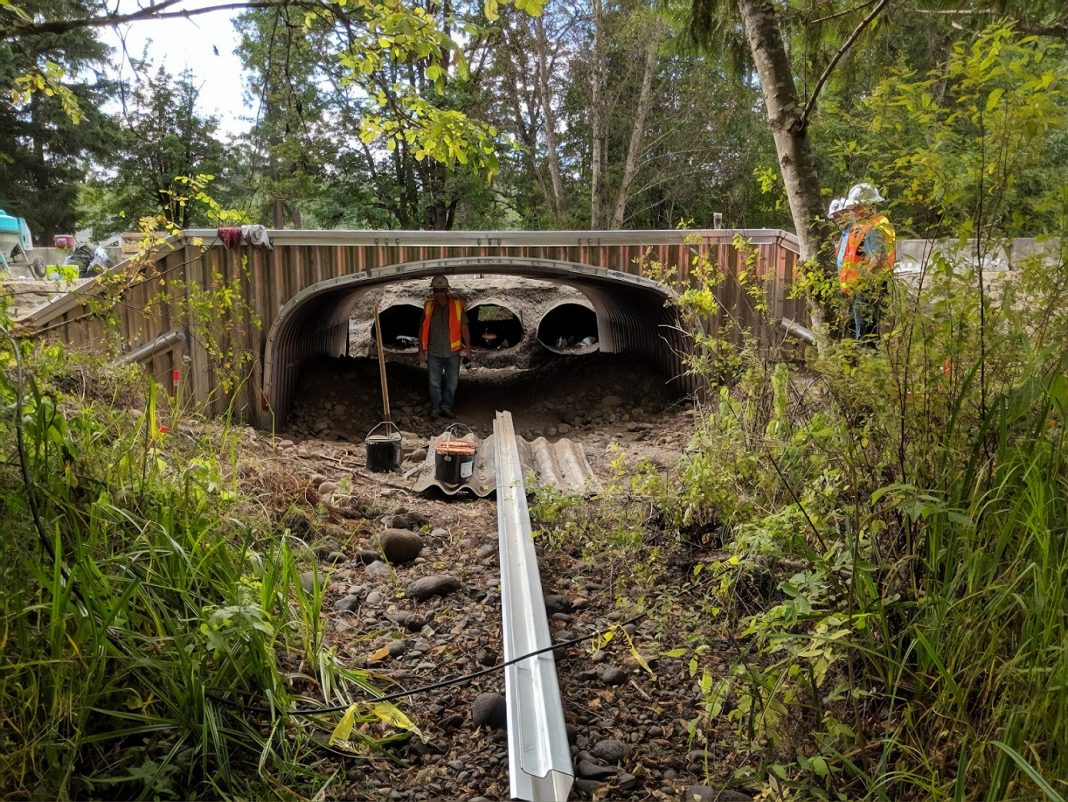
top-left (209, 611), bottom-right (648, 717)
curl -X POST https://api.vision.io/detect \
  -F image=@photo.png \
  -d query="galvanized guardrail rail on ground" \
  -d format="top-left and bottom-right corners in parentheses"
top-left (494, 410), bottom-right (574, 802)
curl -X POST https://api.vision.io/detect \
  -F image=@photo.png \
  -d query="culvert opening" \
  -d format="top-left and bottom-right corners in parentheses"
top-left (370, 303), bottom-right (422, 351)
top-left (468, 303), bottom-right (522, 350)
top-left (537, 303), bottom-right (599, 353)
top-left (271, 269), bottom-right (694, 430)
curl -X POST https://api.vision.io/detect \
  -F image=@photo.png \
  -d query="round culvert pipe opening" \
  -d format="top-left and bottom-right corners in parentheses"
top-left (468, 302), bottom-right (522, 351)
top-left (537, 302), bottom-right (599, 354)
top-left (370, 303), bottom-right (423, 351)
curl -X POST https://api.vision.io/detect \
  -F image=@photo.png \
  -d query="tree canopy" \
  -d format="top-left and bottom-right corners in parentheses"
top-left (0, 0), bottom-right (1063, 242)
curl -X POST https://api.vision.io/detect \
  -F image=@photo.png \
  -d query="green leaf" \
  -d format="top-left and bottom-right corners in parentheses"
top-left (985, 88), bottom-right (1004, 111)
top-left (809, 755), bottom-right (830, 778)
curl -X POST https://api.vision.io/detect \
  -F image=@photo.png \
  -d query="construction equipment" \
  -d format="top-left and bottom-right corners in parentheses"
top-left (63, 242), bottom-right (112, 277)
top-left (0, 209), bottom-right (45, 278)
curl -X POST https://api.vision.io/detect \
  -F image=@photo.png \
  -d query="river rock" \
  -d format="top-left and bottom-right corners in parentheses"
top-left (332, 594), bottom-right (360, 613)
top-left (406, 574), bottom-right (461, 601)
top-left (618, 772), bottom-right (639, 791)
top-left (543, 593), bottom-right (571, 615)
top-left (385, 511), bottom-right (427, 530)
top-left (377, 529), bottom-right (424, 563)
top-left (300, 571), bottom-right (325, 594)
top-left (687, 749), bottom-right (715, 767)
top-left (599, 666), bottom-right (627, 686)
top-left (576, 759), bottom-right (617, 780)
top-left (390, 611), bottom-right (426, 632)
top-left (313, 540), bottom-right (341, 559)
top-left (471, 692), bottom-right (507, 729)
top-left (591, 738), bottom-right (627, 764)
top-left (365, 560), bottom-right (391, 578)
top-left (680, 787), bottom-right (754, 802)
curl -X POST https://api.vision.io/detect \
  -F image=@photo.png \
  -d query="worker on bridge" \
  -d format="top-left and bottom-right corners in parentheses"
top-left (839, 183), bottom-right (896, 344)
top-left (419, 275), bottom-right (473, 419)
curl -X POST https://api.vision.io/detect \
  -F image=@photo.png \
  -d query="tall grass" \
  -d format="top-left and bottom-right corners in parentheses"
top-left (0, 337), bottom-right (392, 799)
top-left (651, 240), bottom-right (1068, 799)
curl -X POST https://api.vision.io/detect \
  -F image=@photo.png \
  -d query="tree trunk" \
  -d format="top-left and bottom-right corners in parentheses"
top-left (736, 0), bottom-right (833, 335)
top-left (534, 17), bottom-right (565, 219)
top-left (610, 20), bottom-right (661, 229)
top-left (589, 0), bottom-right (605, 229)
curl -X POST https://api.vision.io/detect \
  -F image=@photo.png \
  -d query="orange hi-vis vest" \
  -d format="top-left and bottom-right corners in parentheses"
top-left (839, 213), bottom-right (896, 294)
top-left (421, 297), bottom-right (464, 351)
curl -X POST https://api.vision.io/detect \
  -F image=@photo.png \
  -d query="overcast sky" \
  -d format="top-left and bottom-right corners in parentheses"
top-left (103, 2), bottom-right (254, 136)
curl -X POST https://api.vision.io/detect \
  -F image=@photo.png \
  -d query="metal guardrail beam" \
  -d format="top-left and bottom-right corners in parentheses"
top-left (184, 227), bottom-right (795, 248)
top-left (113, 329), bottom-right (186, 365)
top-left (494, 410), bottom-right (574, 802)
top-left (779, 317), bottom-right (815, 344)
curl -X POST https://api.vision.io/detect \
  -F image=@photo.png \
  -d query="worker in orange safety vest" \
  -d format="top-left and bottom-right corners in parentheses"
top-left (418, 274), bottom-right (472, 419)
top-left (839, 183), bottom-right (896, 344)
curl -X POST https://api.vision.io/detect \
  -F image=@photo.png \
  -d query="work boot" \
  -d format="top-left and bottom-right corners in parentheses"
top-left (440, 408), bottom-right (455, 419)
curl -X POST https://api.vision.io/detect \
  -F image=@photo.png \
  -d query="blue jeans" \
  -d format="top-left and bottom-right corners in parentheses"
top-left (852, 290), bottom-right (884, 345)
top-left (427, 353), bottom-right (460, 413)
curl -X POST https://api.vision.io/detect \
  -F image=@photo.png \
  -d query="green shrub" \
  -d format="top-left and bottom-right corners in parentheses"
top-left (0, 319), bottom-right (398, 799)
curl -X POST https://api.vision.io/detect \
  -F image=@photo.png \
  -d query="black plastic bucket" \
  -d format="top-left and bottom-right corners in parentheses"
top-left (365, 422), bottom-right (402, 473)
top-left (434, 437), bottom-right (476, 485)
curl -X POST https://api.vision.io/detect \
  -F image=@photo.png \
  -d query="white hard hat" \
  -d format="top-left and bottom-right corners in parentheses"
top-left (846, 182), bottom-right (884, 206)
top-left (828, 198), bottom-right (845, 217)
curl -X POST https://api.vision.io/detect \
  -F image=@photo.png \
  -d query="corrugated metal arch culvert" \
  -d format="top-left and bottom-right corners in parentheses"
top-left (262, 257), bottom-right (687, 428)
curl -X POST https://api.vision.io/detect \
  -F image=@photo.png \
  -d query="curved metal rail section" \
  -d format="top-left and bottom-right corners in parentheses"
top-left (494, 410), bottom-right (574, 802)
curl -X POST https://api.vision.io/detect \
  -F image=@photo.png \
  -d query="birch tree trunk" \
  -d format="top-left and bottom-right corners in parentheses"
top-left (736, 0), bottom-right (833, 334)
top-left (610, 20), bottom-right (661, 228)
top-left (589, 0), bottom-right (605, 229)
top-left (534, 16), bottom-right (565, 218)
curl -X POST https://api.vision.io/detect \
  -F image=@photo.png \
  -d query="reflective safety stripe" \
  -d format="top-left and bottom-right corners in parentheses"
top-left (421, 298), bottom-right (464, 351)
